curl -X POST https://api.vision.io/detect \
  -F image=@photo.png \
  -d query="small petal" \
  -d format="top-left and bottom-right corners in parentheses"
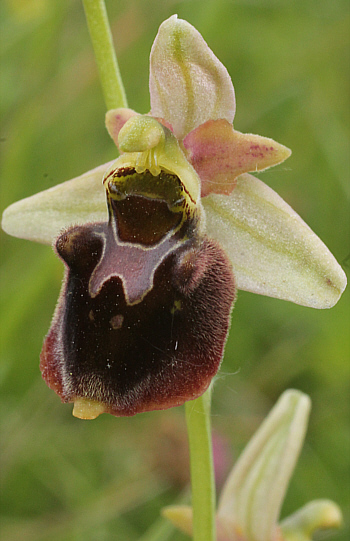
top-left (105, 108), bottom-right (139, 148)
top-left (150, 15), bottom-right (235, 140)
top-left (280, 500), bottom-right (343, 541)
top-left (203, 173), bottom-right (347, 308)
top-left (1, 163), bottom-right (111, 244)
top-left (183, 119), bottom-right (291, 197)
top-left (217, 390), bottom-right (311, 541)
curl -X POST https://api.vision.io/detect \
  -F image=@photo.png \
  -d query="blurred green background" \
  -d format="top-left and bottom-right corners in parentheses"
top-left (1, 0), bottom-right (349, 540)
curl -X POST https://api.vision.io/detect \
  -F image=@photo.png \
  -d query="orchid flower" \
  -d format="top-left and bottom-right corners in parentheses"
top-left (1, 16), bottom-right (346, 419)
top-left (162, 389), bottom-right (343, 541)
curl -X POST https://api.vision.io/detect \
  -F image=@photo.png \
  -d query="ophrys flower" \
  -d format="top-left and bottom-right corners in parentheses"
top-left (1, 16), bottom-right (346, 418)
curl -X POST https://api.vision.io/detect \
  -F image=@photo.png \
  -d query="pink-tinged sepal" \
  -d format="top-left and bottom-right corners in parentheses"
top-left (183, 119), bottom-right (291, 197)
top-left (40, 223), bottom-right (235, 417)
top-left (150, 15), bottom-right (235, 140)
top-left (105, 108), bottom-right (139, 148)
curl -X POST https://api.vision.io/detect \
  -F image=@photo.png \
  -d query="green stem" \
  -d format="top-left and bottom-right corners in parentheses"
top-left (82, 0), bottom-right (128, 110)
top-left (185, 388), bottom-right (216, 541)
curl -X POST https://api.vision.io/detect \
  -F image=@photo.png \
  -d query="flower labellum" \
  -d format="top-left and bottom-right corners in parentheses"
top-left (40, 117), bottom-right (235, 417)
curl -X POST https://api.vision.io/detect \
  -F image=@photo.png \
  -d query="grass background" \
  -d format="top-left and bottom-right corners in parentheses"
top-left (1, 0), bottom-right (349, 539)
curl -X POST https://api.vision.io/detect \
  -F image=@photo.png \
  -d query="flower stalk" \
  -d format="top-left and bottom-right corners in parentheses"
top-left (82, 0), bottom-right (128, 110)
top-left (185, 388), bottom-right (216, 541)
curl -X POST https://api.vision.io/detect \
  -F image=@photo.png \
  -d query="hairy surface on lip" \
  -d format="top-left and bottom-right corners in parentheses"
top-left (40, 223), bottom-right (235, 416)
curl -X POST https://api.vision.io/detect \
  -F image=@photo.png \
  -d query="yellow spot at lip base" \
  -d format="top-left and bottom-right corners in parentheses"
top-left (72, 398), bottom-right (106, 419)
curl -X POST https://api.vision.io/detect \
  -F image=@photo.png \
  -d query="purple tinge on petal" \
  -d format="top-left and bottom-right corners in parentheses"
top-left (40, 222), bottom-right (235, 416)
top-left (149, 15), bottom-right (235, 140)
top-left (183, 119), bottom-right (291, 197)
top-left (105, 108), bottom-right (139, 148)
